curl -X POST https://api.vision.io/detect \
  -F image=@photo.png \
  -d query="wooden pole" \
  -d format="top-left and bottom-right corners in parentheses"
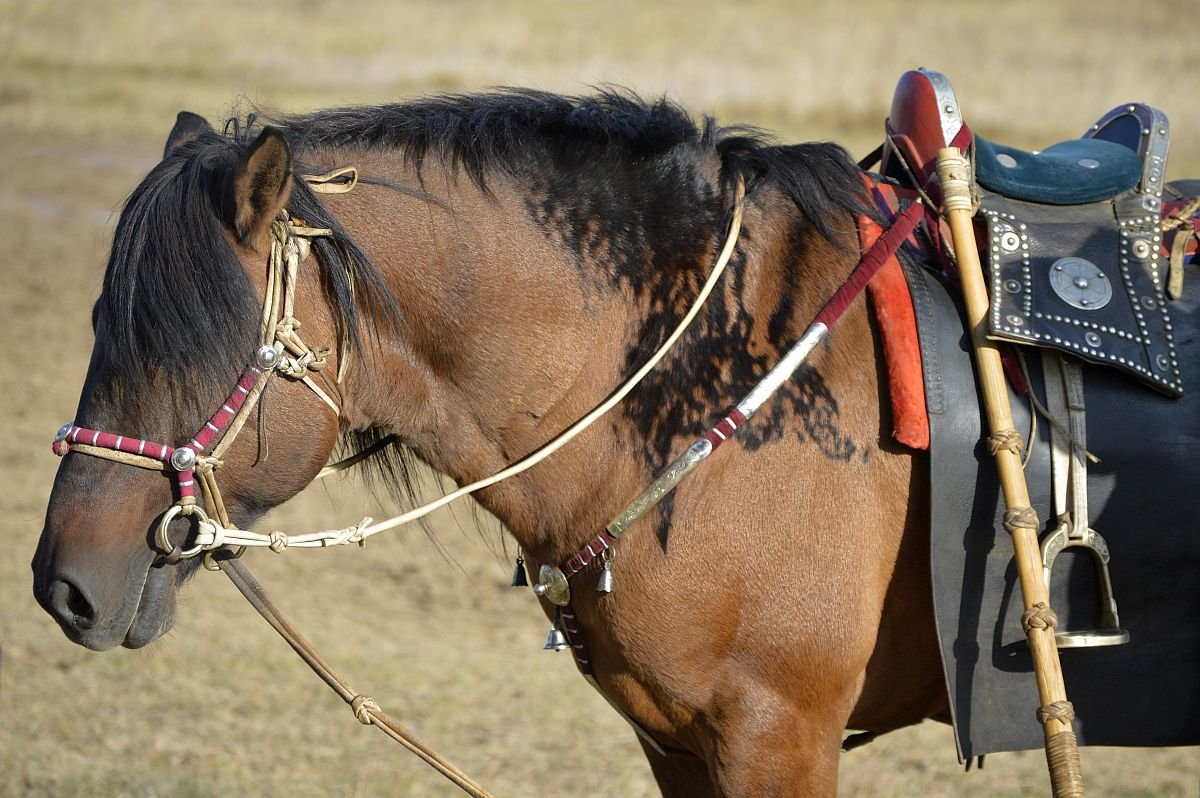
top-left (935, 147), bottom-right (1085, 797)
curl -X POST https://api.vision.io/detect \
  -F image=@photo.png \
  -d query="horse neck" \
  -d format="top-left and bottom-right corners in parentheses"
top-left (321, 150), bottom-right (853, 563)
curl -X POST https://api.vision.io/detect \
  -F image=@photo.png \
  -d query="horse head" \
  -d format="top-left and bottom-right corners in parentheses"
top-left (32, 115), bottom-right (346, 650)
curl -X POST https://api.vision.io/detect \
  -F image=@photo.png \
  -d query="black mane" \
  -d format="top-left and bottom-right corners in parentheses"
top-left (274, 89), bottom-right (870, 241)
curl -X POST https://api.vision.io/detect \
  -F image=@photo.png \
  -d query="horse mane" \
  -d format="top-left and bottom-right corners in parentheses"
top-left (271, 88), bottom-right (871, 241)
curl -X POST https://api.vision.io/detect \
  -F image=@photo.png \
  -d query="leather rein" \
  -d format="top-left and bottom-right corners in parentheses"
top-left (50, 168), bottom-right (922, 795)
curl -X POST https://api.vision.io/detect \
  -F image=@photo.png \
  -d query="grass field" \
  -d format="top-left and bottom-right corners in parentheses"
top-left (1, 1), bottom-right (1198, 795)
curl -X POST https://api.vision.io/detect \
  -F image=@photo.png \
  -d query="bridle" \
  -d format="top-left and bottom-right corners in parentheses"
top-left (53, 207), bottom-right (346, 565)
top-left (49, 165), bottom-right (924, 795)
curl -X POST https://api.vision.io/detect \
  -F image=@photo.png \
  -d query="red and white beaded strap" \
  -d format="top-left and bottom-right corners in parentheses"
top-left (52, 349), bottom-right (276, 501)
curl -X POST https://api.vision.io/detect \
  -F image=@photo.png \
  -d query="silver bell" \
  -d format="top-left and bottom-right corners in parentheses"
top-left (596, 555), bottom-right (614, 594)
top-left (543, 624), bottom-right (569, 652)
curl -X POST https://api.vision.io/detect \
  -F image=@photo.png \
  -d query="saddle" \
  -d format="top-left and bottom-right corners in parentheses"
top-left (881, 68), bottom-right (1195, 396)
top-left (869, 68), bottom-right (1200, 759)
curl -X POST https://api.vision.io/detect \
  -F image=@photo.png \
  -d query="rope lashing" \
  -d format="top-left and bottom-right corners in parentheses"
top-left (1161, 196), bottom-right (1200, 231)
top-left (1046, 730), bottom-right (1086, 798)
top-left (351, 694), bottom-right (381, 725)
top-left (1022, 602), bottom-right (1059, 632)
top-left (1003, 506), bottom-right (1040, 534)
top-left (1037, 700), bottom-right (1077, 725)
top-left (987, 428), bottom-right (1024, 456)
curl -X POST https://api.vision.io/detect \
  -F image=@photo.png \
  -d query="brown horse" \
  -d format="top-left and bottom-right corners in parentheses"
top-left (32, 91), bottom-right (948, 796)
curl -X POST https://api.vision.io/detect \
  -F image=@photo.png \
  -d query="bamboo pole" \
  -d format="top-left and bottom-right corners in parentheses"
top-left (935, 147), bottom-right (1085, 797)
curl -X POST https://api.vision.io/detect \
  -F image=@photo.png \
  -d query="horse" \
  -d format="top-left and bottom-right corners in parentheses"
top-left (32, 90), bottom-right (952, 796)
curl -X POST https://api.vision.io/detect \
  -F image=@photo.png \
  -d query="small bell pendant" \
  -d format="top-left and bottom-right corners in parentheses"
top-left (544, 608), bottom-right (570, 651)
top-left (510, 553), bottom-right (529, 587)
top-left (544, 624), bottom-right (569, 651)
top-left (596, 551), bottom-right (614, 594)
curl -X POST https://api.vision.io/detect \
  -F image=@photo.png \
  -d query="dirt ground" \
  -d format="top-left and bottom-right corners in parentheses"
top-left (2, 2), bottom-right (1198, 796)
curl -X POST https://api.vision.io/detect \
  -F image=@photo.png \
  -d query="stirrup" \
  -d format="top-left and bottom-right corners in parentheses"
top-left (1041, 519), bottom-right (1130, 648)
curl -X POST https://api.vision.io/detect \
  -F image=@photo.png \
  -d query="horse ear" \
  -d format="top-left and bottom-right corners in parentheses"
top-left (163, 111), bottom-right (212, 158)
top-left (232, 127), bottom-right (294, 244)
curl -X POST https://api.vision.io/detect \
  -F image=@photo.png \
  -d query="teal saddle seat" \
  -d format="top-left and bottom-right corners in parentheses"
top-left (974, 135), bottom-right (1143, 205)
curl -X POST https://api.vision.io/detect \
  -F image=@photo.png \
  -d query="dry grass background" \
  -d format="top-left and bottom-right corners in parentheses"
top-left (1, 1), bottom-right (1198, 795)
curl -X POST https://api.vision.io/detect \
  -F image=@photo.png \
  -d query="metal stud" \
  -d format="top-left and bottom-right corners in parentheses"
top-left (532, 564), bottom-right (571, 606)
top-left (55, 422), bottom-right (74, 442)
top-left (170, 446), bottom-right (197, 471)
top-left (256, 345), bottom-right (281, 370)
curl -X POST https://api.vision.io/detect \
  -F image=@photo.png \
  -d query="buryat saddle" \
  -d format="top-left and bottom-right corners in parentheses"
top-left (871, 68), bottom-right (1200, 759)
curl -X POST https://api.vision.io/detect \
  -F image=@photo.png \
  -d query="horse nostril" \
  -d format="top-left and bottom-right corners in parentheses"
top-left (48, 577), bottom-right (99, 631)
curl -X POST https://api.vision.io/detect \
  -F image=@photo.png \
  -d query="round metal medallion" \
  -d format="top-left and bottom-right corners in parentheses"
top-left (55, 422), bottom-right (74, 442)
top-left (999, 231), bottom-right (1021, 252)
top-left (256, 345), bottom-right (281, 370)
top-left (1049, 257), bottom-right (1111, 311)
top-left (170, 446), bottom-right (197, 471)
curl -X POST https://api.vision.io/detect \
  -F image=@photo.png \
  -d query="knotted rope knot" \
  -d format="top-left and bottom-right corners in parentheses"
top-left (328, 517), bottom-right (373, 547)
top-left (1036, 700), bottom-right (1076, 725)
top-left (350, 693), bottom-right (380, 725)
top-left (195, 455), bottom-right (222, 475)
top-left (1003, 506), bottom-right (1040, 534)
top-left (1021, 602), bottom-right (1059, 632)
top-left (277, 353), bottom-right (312, 378)
top-left (986, 428), bottom-right (1024, 456)
top-left (179, 496), bottom-right (197, 514)
top-left (196, 519), bottom-right (224, 550)
top-left (268, 531), bottom-right (289, 553)
top-left (283, 235), bottom-right (301, 265)
top-left (275, 315), bottom-right (301, 340)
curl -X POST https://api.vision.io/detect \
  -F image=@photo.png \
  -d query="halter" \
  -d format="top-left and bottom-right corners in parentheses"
top-left (53, 207), bottom-right (346, 563)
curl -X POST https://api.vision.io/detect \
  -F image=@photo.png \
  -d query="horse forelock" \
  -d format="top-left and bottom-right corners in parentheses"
top-left (99, 133), bottom-right (258, 398)
top-left (96, 131), bottom-right (397, 414)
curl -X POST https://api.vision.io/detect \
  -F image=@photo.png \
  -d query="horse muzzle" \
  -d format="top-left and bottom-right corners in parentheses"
top-left (32, 534), bottom-right (179, 651)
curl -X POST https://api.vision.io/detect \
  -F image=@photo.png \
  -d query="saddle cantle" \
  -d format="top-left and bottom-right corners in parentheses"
top-left (881, 67), bottom-right (1183, 396)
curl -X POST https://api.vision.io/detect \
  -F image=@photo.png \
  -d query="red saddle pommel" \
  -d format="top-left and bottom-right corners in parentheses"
top-left (882, 69), bottom-right (974, 196)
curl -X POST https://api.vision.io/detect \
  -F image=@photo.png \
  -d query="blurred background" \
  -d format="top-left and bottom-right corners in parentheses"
top-left (2, 1), bottom-right (1197, 795)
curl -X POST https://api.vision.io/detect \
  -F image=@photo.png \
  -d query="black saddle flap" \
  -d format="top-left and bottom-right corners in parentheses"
top-left (980, 191), bottom-right (1182, 395)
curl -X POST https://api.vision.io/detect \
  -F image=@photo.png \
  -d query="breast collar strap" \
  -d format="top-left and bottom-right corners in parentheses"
top-left (546, 196), bottom-right (927, 752)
